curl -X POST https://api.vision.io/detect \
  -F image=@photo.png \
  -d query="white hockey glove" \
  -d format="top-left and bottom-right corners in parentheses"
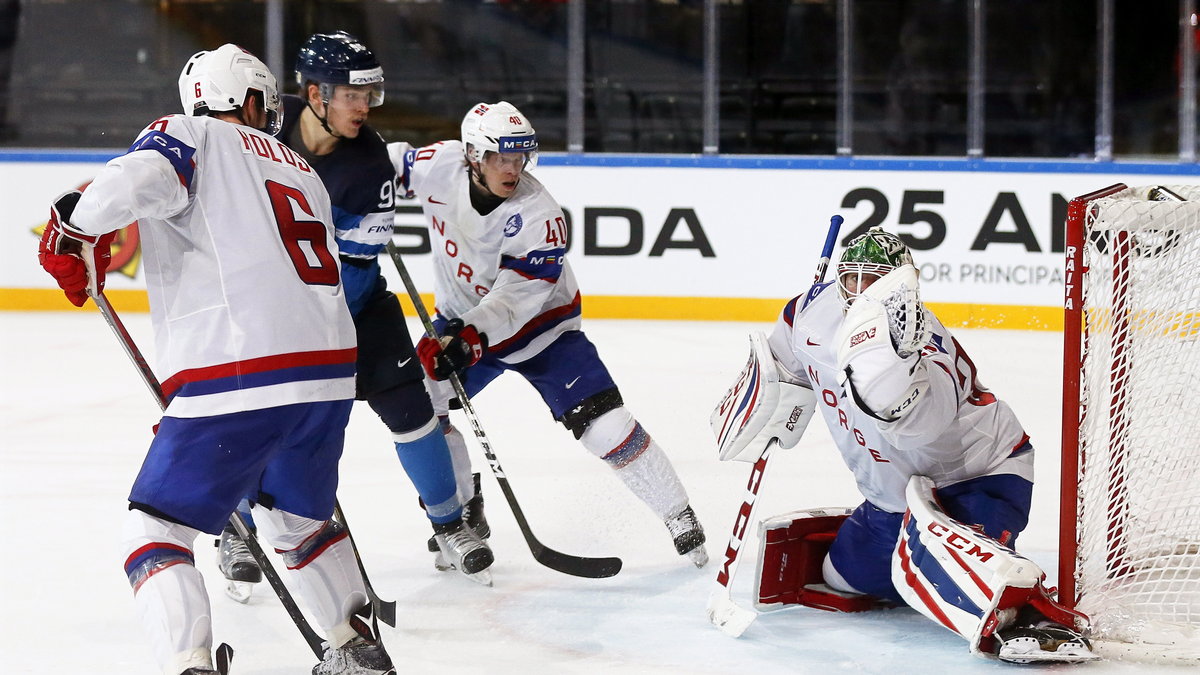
top-left (711, 332), bottom-right (817, 462)
top-left (835, 264), bottom-right (931, 422)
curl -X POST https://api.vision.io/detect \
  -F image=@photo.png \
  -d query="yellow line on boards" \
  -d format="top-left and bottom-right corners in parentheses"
top-left (2, 287), bottom-right (1064, 331)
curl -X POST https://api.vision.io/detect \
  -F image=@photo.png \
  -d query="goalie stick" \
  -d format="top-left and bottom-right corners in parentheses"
top-left (386, 241), bottom-right (623, 579)
top-left (706, 214), bottom-right (843, 637)
top-left (90, 290), bottom-right (326, 659)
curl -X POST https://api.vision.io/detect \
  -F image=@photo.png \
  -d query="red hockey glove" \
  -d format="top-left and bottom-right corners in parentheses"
top-left (37, 190), bottom-right (114, 307)
top-left (417, 319), bottom-right (487, 381)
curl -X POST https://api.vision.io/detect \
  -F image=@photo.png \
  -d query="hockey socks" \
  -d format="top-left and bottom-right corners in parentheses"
top-left (393, 417), bottom-right (463, 523)
top-left (581, 408), bottom-right (691, 522)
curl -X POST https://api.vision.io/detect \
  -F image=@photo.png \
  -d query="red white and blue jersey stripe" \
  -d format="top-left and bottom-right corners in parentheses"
top-left (396, 140), bottom-right (581, 363)
top-left (70, 114), bottom-right (356, 417)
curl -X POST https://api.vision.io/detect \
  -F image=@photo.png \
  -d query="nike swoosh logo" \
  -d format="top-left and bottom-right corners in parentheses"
top-left (565, 376), bottom-right (582, 389)
top-left (428, 197), bottom-right (446, 205)
top-left (806, 338), bottom-right (820, 346)
top-left (398, 357), bottom-right (412, 368)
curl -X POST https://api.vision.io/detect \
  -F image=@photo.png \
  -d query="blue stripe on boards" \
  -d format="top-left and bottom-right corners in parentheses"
top-left (5, 150), bottom-right (1199, 175)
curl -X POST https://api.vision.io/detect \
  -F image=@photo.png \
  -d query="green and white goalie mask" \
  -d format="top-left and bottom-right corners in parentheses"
top-left (836, 228), bottom-right (929, 358)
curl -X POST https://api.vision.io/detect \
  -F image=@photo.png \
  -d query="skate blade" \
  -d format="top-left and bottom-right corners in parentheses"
top-left (224, 579), bottom-right (254, 604)
top-left (686, 546), bottom-right (710, 568)
top-left (998, 644), bottom-right (1101, 664)
top-left (433, 554), bottom-right (494, 586)
top-left (463, 568), bottom-right (493, 587)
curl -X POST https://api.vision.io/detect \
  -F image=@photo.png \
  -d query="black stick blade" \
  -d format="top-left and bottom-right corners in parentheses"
top-left (530, 543), bottom-right (623, 579)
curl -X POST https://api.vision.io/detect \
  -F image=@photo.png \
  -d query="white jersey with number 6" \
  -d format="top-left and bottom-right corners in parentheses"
top-left (70, 114), bottom-right (356, 418)
top-left (399, 139), bottom-right (582, 363)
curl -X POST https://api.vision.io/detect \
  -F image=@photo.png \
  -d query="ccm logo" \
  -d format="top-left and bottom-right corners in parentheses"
top-left (926, 522), bottom-right (994, 563)
top-left (849, 328), bottom-right (876, 347)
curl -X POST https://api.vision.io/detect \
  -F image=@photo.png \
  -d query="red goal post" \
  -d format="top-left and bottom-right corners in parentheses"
top-left (1061, 183), bottom-right (1200, 662)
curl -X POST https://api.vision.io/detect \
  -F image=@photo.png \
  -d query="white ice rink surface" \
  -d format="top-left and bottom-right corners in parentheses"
top-left (0, 312), bottom-right (1179, 673)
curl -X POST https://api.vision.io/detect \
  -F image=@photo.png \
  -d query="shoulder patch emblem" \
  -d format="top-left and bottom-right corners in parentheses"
top-left (503, 213), bottom-right (524, 237)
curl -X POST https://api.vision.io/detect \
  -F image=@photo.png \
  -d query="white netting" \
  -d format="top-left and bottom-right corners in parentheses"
top-left (1072, 184), bottom-right (1200, 662)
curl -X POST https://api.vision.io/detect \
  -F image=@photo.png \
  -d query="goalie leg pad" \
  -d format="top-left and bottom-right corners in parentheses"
top-left (755, 508), bottom-right (888, 612)
top-left (892, 475), bottom-right (1087, 655)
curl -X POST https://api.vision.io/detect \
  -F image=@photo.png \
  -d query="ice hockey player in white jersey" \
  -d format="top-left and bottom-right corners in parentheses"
top-left (36, 44), bottom-right (393, 675)
top-left (387, 101), bottom-right (707, 567)
top-left (714, 228), bottom-right (1097, 663)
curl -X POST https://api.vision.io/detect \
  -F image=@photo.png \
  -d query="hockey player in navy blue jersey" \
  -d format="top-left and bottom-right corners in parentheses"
top-left (226, 31), bottom-right (493, 585)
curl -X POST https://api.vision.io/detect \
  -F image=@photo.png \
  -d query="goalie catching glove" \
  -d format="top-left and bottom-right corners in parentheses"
top-left (835, 264), bottom-right (932, 422)
top-left (711, 332), bottom-right (816, 462)
top-left (37, 189), bottom-right (116, 307)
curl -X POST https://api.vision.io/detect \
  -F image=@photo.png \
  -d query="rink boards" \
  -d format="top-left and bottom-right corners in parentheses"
top-left (2, 150), bottom-right (1197, 329)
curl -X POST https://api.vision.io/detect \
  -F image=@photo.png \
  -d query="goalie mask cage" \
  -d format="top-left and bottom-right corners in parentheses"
top-left (1061, 183), bottom-right (1200, 662)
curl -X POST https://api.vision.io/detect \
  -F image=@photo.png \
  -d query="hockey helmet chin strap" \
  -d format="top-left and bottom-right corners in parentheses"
top-left (306, 98), bottom-right (344, 139)
top-left (467, 157), bottom-right (507, 201)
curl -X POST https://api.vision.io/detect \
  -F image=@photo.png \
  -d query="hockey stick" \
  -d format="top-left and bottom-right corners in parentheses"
top-left (89, 291), bottom-right (326, 658)
top-left (706, 214), bottom-right (843, 637)
top-left (332, 500), bottom-right (397, 627)
top-left (385, 241), bottom-right (623, 578)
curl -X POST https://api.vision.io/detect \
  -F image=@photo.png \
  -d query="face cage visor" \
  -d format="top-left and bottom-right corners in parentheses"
top-left (836, 262), bottom-right (893, 307)
top-left (481, 149), bottom-right (538, 172)
top-left (317, 82), bottom-right (385, 110)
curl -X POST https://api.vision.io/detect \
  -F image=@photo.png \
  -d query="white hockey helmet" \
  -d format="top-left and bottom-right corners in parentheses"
top-left (461, 101), bottom-right (538, 169)
top-left (178, 44), bottom-right (282, 135)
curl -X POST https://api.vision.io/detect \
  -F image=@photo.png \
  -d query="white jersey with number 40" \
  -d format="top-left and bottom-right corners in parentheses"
top-left (397, 139), bottom-right (582, 363)
top-left (70, 114), bottom-right (357, 418)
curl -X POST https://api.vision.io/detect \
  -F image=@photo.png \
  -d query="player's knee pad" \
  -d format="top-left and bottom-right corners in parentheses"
top-left (755, 508), bottom-right (886, 612)
top-left (120, 507), bottom-right (201, 592)
top-left (578, 404), bottom-right (637, 459)
top-left (893, 475), bottom-right (1084, 654)
top-left (559, 387), bottom-right (623, 440)
top-left (367, 380), bottom-right (436, 436)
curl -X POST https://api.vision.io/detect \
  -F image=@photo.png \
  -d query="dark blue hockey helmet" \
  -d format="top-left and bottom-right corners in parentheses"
top-left (295, 31), bottom-right (384, 107)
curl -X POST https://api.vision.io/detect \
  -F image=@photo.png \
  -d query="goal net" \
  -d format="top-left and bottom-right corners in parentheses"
top-left (1061, 183), bottom-right (1200, 662)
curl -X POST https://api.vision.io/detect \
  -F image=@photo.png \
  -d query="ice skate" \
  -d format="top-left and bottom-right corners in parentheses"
top-left (432, 518), bottom-right (494, 586)
top-left (216, 524), bottom-right (261, 603)
top-left (313, 615), bottom-right (395, 675)
top-left (179, 643), bottom-right (233, 675)
top-left (994, 619), bottom-right (1099, 664)
top-left (427, 472), bottom-right (490, 555)
top-left (665, 505), bottom-right (708, 567)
